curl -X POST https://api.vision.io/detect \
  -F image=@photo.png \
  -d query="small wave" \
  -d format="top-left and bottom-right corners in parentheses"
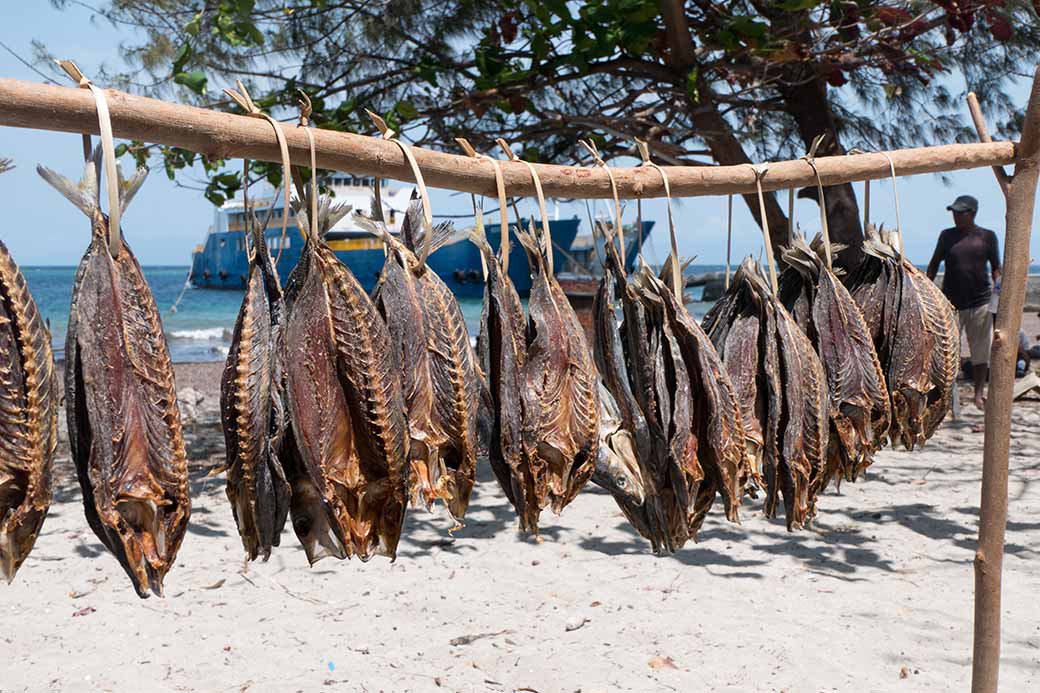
top-left (168, 327), bottom-right (233, 341)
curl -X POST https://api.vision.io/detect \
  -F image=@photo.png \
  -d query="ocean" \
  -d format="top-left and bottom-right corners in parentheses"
top-left (20, 264), bottom-right (725, 363)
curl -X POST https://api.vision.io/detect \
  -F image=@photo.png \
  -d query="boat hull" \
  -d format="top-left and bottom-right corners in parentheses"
top-left (190, 219), bottom-right (581, 298)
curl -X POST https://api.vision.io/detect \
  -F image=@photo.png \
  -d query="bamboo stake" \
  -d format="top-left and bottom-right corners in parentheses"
top-left (972, 66), bottom-right (1040, 693)
top-left (0, 77), bottom-right (1017, 201)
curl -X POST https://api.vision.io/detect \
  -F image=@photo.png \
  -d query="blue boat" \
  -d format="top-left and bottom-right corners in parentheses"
top-left (189, 174), bottom-right (583, 297)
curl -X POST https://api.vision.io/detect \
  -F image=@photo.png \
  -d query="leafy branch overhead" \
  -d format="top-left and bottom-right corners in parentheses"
top-left (54, 0), bottom-right (1040, 252)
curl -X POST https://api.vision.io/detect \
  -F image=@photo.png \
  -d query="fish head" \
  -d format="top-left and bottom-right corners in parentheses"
top-left (288, 474), bottom-right (347, 565)
top-left (592, 426), bottom-right (646, 506)
top-left (0, 501), bottom-right (48, 583)
top-left (114, 491), bottom-right (170, 598)
top-left (106, 429), bottom-right (177, 597)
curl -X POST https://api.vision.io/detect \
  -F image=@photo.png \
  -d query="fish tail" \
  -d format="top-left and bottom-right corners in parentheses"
top-left (117, 165), bottom-right (147, 214)
top-left (36, 160), bottom-right (99, 219)
top-left (467, 228), bottom-right (494, 257)
top-left (425, 220), bottom-right (468, 256)
top-left (352, 211), bottom-right (393, 244)
top-left (513, 225), bottom-right (543, 272)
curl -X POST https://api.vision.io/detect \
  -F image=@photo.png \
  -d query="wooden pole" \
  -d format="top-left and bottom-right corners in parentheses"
top-left (966, 91), bottom-right (1012, 195)
top-left (0, 77), bottom-right (1019, 201)
top-left (972, 67), bottom-right (1040, 693)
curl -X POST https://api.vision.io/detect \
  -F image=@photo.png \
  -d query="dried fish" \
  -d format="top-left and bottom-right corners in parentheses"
top-left (471, 228), bottom-right (532, 526)
top-left (219, 221), bottom-right (290, 561)
top-left (636, 262), bottom-right (749, 530)
top-left (845, 229), bottom-right (958, 449)
top-left (704, 259), bottom-right (828, 529)
top-left (39, 156), bottom-right (189, 597)
top-left (359, 202), bottom-right (480, 522)
top-left (591, 232), bottom-right (747, 552)
top-left (778, 237), bottom-right (890, 487)
top-left (515, 227), bottom-right (600, 531)
top-left (591, 246), bottom-right (677, 551)
top-left (0, 240), bottom-right (59, 582)
top-left (282, 196), bottom-right (409, 563)
top-left (473, 217), bottom-right (598, 534)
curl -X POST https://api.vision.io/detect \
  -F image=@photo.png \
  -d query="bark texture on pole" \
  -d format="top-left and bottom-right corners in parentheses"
top-left (971, 67), bottom-right (1040, 693)
top-left (967, 91), bottom-right (1012, 196)
top-left (0, 77), bottom-right (1017, 202)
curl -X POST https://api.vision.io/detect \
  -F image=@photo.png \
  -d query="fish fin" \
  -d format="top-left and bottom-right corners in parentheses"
top-left (36, 160), bottom-right (98, 218)
top-left (808, 233), bottom-right (847, 259)
top-left (779, 237), bottom-right (820, 280)
top-left (118, 164), bottom-right (148, 213)
top-left (398, 195), bottom-right (464, 257)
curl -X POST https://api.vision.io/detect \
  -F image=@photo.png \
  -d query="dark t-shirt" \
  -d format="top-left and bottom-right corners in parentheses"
top-left (932, 225), bottom-right (1001, 309)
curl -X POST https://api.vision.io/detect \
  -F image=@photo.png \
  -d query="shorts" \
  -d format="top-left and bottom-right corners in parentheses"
top-left (958, 304), bottom-right (993, 366)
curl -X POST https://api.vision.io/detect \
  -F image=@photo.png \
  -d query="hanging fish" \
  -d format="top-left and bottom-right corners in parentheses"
top-left (704, 259), bottom-right (828, 529)
top-left (845, 228), bottom-right (957, 449)
top-left (595, 241), bottom-right (690, 552)
top-left (357, 201), bottom-right (480, 522)
top-left (470, 225), bottom-right (532, 526)
top-left (38, 155), bottom-right (189, 597)
top-left (514, 226), bottom-right (600, 533)
top-left (219, 215), bottom-right (290, 561)
top-left (281, 196), bottom-right (409, 563)
top-left (591, 242), bottom-right (678, 552)
top-left (0, 239), bottom-right (59, 582)
top-left (778, 236), bottom-right (890, 487)
top-left (634, 261), bottom-right (750, 531)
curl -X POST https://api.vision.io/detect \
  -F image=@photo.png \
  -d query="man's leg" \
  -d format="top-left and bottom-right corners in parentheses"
top-left (964, 304), bottom-right (993, 409)
top-left (972, 363), bottom-right (988, 409)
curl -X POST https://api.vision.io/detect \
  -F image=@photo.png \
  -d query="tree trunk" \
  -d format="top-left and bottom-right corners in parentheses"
top-left (753, 4), bottom-right (865, 268)
top-left (658, 0), bottom-right (790, 255)
top-left (687, 96), bottom-right (790, 253)
top-left (775, 69), bottom-right (865, 268)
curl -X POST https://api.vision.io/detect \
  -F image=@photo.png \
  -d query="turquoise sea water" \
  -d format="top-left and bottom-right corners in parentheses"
top-left (21, 265), bottom-right (723, 363)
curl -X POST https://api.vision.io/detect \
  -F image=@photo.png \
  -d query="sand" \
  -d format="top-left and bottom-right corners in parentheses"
top-left (3, 367), bottom-right (1039, 692)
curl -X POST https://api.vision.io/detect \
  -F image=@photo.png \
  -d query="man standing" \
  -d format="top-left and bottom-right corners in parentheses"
top-left (927, 195), bottom-right (1002, 410)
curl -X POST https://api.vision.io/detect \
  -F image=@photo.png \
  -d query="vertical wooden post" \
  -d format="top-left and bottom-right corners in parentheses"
top-left (971, 67), bottom-right (1040, 693)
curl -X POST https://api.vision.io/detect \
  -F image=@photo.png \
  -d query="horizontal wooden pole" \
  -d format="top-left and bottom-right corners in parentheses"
top-left (0, 77), bottom-right (1020, 200)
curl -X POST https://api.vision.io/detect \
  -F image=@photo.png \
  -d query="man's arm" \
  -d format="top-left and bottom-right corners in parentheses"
top-left (990, 230), bottom-right (1002, 283)
top-left (926, 233), bottom-right (946, 280)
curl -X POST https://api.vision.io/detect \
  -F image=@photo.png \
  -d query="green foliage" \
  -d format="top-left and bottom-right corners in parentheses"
top-left (173, 70), bottom-right (208, 95)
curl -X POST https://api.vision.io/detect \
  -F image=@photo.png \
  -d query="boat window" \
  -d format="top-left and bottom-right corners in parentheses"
top-left (219, 238), bottom-right (226, 248)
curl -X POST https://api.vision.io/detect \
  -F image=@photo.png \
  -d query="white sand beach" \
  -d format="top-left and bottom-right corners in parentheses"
top-left (3, 370), bottom-right (1039, 692)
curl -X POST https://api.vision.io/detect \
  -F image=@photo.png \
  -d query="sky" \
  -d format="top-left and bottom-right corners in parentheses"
top-left (0, 3), bottom-right (1035, 268)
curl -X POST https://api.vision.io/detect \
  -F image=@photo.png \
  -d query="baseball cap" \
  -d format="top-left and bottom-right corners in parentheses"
top-left (947, 195), bottom-right (979, 212)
